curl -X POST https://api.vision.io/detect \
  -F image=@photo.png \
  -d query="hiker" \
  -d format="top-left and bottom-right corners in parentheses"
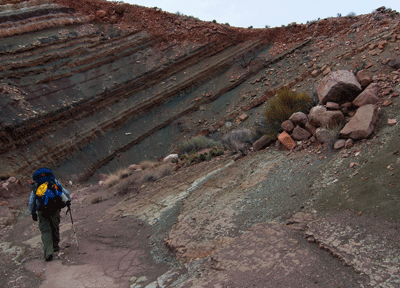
top-left (28, 168), bottom-right (71, 261)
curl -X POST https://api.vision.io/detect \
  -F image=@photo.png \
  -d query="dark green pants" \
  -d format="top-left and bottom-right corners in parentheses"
top-left (38, 209), bottom-right (61, 258)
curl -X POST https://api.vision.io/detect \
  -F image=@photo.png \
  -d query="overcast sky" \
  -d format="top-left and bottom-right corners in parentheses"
top-left (124, 0), bottom-right (400, 28)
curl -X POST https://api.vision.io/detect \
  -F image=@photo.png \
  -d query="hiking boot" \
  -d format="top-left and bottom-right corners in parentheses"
top-left (45, 254), bottom-right (53, 261)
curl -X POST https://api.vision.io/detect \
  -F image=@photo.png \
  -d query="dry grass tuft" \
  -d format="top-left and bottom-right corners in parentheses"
top-left (139, 160), bottom-right (158, 170)
top-left (105, 162), bottom-right (174, 195)
top-left (91, 196), bottom-right (103, 204)
top-left (142, 163), bottom-right (174, 182)
top-left (103, 168), bottom-right (133, 187)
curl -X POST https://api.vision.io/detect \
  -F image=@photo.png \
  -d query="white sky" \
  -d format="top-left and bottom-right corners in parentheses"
top-left (123, 0), bottom-right (400, 28)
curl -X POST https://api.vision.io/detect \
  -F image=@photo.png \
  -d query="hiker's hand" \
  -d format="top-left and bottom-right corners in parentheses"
top-left (32, 213), bottom-right (38, 222)
top-left (66, 200), bottom-right (71, 207)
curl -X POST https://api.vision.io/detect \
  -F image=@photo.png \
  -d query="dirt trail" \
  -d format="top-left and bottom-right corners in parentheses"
top-left (1, 104), bottom-right (400, 287)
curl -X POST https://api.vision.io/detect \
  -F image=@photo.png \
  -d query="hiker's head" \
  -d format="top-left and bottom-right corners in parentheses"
top-left (33, 168), bottom-right (55, 184)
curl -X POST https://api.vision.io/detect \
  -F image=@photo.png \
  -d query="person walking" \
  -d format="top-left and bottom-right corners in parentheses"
top-left (28, 168), bottom-right (71, 261)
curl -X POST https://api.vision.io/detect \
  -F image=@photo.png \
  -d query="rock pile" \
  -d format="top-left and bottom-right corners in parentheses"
top-left (277, 70), bottom-right (385, 150)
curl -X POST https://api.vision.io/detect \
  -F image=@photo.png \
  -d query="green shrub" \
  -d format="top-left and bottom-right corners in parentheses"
top-left (262, 88), bottom-right (312, 139)
top-left (210, 147), bottom-right (224, 157)
top-left (178, 135), bottom-right (221, 155)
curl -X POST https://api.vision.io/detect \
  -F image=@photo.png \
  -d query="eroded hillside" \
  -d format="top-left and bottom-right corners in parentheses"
top-left (1, 1), bottom-right (400, 288)
top-left (2, 0), bottom-right (398, 183)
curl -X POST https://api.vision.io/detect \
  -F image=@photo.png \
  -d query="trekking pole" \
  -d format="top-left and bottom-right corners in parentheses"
top-left (66, 206), bottom-right (79, 250)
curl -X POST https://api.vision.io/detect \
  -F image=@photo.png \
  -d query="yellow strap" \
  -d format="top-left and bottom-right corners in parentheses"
top-left (36, 182), bottom-right (48, 197)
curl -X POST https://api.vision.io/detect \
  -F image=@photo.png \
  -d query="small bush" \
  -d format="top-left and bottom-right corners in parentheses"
top-left (103, 168), bottom-right (132, 187)
top-left (104, 174), bottom-right (120, 187)
top-left (262, 88), bottom-right (312, 139)
top-left (346, 11), bottom-right (356, 17)
top-left (178, 135), bottom-right (221, 155)
top-left (91, 196), bottom-right (103, 204)
top-left (222, 129), bottom-right (254, 153)
top-left (325, 125), bottom-right (344, 148)
top-left (142, 163), bottom-right (173, 182)
top-left (139, 160), bottom-right (158, 170)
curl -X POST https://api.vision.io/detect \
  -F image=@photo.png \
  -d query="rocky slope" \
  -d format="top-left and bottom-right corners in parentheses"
top-left (0, 1), bottom-right (400, 288)
top-left (2, 0), bottom-right (398, 183)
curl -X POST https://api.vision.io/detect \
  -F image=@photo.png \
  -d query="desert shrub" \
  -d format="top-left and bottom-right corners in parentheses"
top-left (139, 160), bottom-right (158, 170)
top-left (186, 153), bottom-right (198, 164)
top-left (114, 171), bottom-right (143, 195)
top-left (104, 174), bottom-right (120, 187)
top-left (91, 196), bottom-right (103, 204)
top-left (222, 129), bottom-right (254, 153)
top-left (142, 163), bottom-right (173, 182)
top-left (209, 147), bottom-right (224, 157)
top-left (178, 135), bottom-right (221, 155)
top-left (103, 168), bottom-right (132, 187)
top-left (326, 125), bottom-right (344, 148)
top-left (346, 11), bottom-right (356, 17)
top-left (262, 87), bottom-right (312, 139)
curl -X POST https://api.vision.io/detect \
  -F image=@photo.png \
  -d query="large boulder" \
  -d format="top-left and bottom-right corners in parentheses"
top-left (308, 105), bottom-right (345, 128)
top-left (352, 83), bottom-right (380, 107)
top-left (317, 70), bottom-right (362, 104)
top-left (340, 104), bottom-right (378, 140)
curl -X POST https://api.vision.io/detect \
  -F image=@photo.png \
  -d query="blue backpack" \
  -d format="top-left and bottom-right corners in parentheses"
top-left (33, 168), bottom-right (67, 213)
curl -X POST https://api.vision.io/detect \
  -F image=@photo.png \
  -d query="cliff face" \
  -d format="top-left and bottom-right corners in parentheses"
top-left (0, 0), bottom-right (398, 182)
